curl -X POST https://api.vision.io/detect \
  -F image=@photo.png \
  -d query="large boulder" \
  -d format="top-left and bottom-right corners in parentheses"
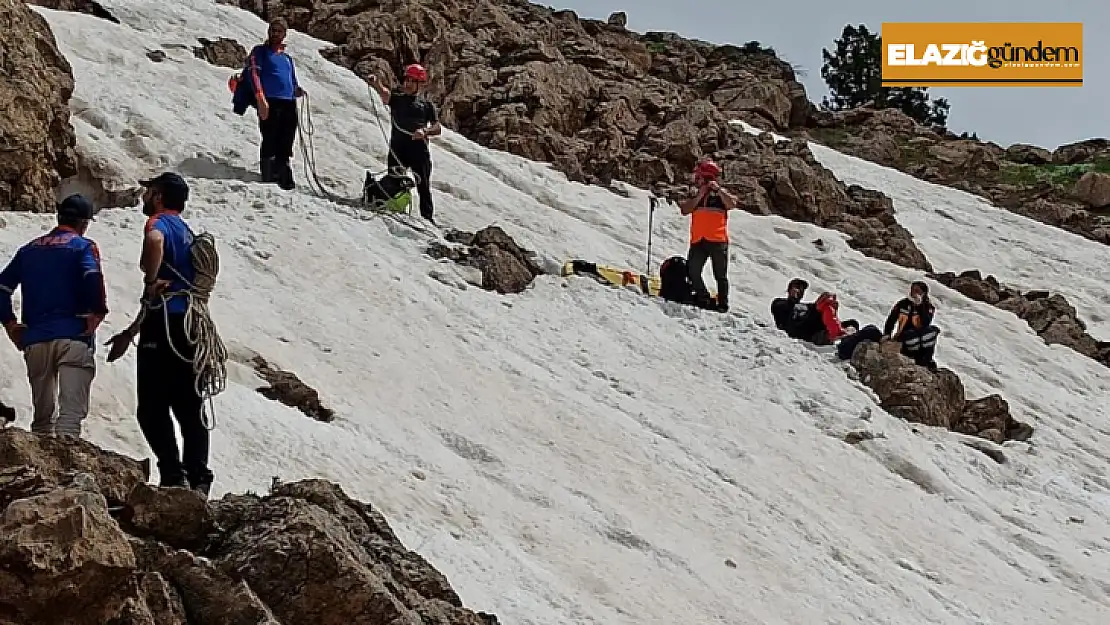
top-left (193, 36), bottom-right (249, 69)
top-left (850, 342), bottom-right (1034, 443)
top-left (0, 429), bottom-right (499, 624)
top-left (211, 480), bottom-right (499, 624)
top-left (429, 225), bottom-right (545, 293)
top-left (0, 0), bottom-right (79, 212)
top-left (0, 428), bottom-right (149, 507)
top-left (1075, 171), bottom-right (1110, 208)
top-left (0, 485), bottom-right (137, 623)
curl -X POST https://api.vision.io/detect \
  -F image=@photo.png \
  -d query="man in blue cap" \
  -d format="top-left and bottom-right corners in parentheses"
top-left (105, 171), bottom-right (215, 494)
top-left (0, 193), bottom-right (108, 438)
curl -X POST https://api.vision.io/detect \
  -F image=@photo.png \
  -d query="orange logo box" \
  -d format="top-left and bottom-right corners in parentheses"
top-left (881, 22), bottom-right (1083, 87)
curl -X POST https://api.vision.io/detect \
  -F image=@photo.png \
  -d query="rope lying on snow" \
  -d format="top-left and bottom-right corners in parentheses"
top-left (294, 85), bottom-right (422, 212)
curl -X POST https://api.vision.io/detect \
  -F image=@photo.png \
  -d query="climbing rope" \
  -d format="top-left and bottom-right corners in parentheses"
top-left (294, 84), bottom-right (422, 213)
top-left (157, 232), bottom-right (228, 431)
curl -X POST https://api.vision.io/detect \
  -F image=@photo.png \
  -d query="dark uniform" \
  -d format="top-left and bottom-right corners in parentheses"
top-left (387, 89), bottom-right (438, 221)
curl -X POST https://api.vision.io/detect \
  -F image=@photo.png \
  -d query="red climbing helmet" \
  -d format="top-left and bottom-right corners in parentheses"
top-left (694, 159), bottom-right (722, 181)
top-left (404, 63), bottom-right (428, 82)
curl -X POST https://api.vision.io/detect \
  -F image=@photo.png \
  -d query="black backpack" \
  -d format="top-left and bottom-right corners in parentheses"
top-left (658, 256), bottom-right (694, 304)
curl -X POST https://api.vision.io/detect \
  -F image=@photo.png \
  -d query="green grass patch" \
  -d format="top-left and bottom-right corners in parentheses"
top-left (998, 158), bottom-right (1110, 187)
top-left (807, 127), bottom-right (851, 145)
top-left (645, 41), bottom-right (666, 54)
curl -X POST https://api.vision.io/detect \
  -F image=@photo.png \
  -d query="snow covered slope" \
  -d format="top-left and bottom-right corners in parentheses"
top-left (0, 2), bottom-right (1107, 623)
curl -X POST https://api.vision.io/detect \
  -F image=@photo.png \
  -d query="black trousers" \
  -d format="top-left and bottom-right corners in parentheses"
top-left (899, 325), bottom-right (941, 367)
top-left (136, 311), bottom-right (213, 488)
top-left (259, 97), bottom-right (298, 182)
top-left (687, 239), bottom-right (729, 307)
top-left (388, 142), bottom-right (434, 220)
top-left (836, 324), bottom-right (883, 360)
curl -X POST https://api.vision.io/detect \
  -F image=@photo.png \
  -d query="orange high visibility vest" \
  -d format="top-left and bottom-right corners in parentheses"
top-left (690, 193), bottom-right (729, 243)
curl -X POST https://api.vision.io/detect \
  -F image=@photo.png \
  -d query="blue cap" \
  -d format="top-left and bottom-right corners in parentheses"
top-left (56, 194), bottom-right (95, 221)
top-left (139, 171), bottom-right (190, 206)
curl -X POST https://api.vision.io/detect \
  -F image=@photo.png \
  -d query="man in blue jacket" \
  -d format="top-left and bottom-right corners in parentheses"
top-left (247, 18), bottom-right (305, 190)
top-left (0, 194), bottom-right (107, 438)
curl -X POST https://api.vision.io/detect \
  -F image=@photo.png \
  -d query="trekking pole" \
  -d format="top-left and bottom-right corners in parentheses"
top-left (642, 195), bottom-right (658, 295)
top-left (646, 195), bottom-right (658, 274)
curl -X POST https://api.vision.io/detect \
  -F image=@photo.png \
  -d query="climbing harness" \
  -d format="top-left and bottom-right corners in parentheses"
top-left (295, 85), bottom-right (424, 216)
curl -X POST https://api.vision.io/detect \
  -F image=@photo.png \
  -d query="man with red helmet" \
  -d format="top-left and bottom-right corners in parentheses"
top-left (367, 63), bottom-right (442, 223)
top-left (678, 159), bottom-right (739, 311)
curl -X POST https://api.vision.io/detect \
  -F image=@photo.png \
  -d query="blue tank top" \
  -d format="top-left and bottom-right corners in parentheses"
top-left (146, 212), bottom-right (195, 314)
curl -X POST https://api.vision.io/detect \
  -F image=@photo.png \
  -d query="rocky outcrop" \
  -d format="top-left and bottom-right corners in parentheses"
top-left (929, 270), bottom-right (1110, 368)
top-left (194, 37), bottom-right (248, 69)
top-left (0, 401), bottom-right (14, 426)
top-left (804, 107), bottom-right (1110, 245)
top-left (0, 427), bottom-right (499, 624)
top-left (1075, 171), bottom-right (1110, 209)
top-left (850, 342), bottom-right (1034, 444)
top-left (229, 0), bottom-right (929, 270)
top-left (0, 0), bottom-right (79, 212)
top-left (27, 0), bottom-right (118, 23)
top-left (251, 354), bottom-right (336, 422)
top-left (429, 225), bottom-right (545, 293)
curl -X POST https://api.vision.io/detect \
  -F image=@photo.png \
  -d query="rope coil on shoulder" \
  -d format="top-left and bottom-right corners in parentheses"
top-left (157, 231), bottom-right (228, 430)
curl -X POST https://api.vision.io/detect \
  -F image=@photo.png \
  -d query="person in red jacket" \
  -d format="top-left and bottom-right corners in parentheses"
top-left (770, 279), bottom-right (845, 345)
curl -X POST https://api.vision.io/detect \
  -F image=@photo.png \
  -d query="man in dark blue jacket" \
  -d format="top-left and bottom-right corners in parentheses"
top-left (247, 18), bottom-right (305, 190)
top-left (0, 194), bottom-right (107, 438)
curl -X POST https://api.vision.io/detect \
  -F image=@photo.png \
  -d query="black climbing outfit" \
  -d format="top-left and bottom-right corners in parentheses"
top-left (259, 97), bottom-right (299, 189)
top-left (387, 90), bottom-right (438, 221)
top-left (135, 311), bottom-right (214, 491)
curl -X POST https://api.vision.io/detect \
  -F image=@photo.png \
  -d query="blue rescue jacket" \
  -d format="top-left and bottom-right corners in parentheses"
top-left (0, 226), bottom-right (109, 349)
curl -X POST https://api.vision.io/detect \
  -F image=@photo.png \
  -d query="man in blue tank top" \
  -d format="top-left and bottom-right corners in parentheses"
top-left (108, 172), bottom-right (214, 495)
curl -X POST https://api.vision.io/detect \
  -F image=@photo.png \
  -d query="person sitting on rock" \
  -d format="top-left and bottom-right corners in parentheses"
top-left (770, 278), bottom-right (846, 345)
top-left (883, 280), bottom-right (940, 370)
top-left (679, 159), bottom-right (739, 312)
top-left (835, 319), bottom-right (883, 360)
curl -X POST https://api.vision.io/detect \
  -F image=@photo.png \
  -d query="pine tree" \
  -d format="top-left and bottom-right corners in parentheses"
top-left (820, 24), bottom-right (950, 128)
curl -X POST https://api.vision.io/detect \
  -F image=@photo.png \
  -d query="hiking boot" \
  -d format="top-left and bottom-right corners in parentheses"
top-left (277, 163), bottom-right (295, 190)
top-left (260, 157), bottom-right (276, 183)
top-left (159, 474), bottom-right (187, 488)
top-left (192, 481), bottom-right (212, 499)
